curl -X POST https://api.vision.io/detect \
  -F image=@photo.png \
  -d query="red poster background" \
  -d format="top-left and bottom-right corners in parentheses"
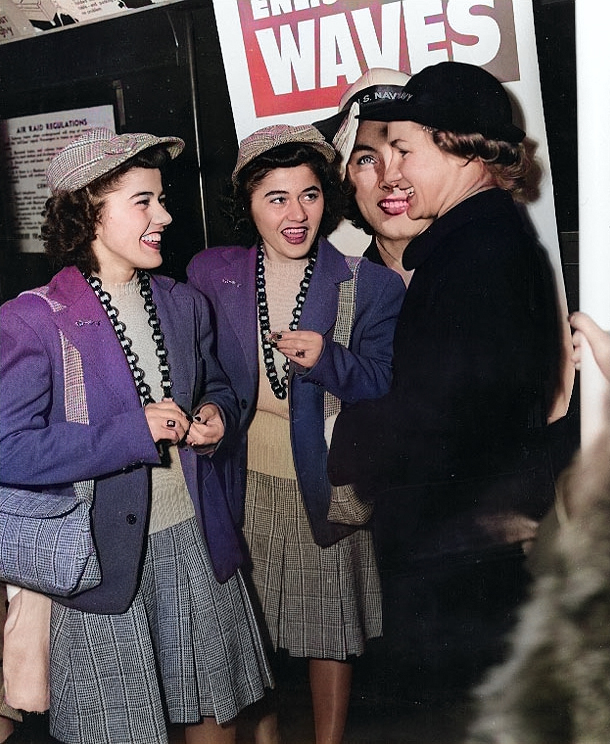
top-left (238, 0), bottom-right (519, 118)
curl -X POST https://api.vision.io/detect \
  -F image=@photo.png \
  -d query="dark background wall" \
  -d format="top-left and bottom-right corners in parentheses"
top-left (0, 0), bottom-right (577, 304)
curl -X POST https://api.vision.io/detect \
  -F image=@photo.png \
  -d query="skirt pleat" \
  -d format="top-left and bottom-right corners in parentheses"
top-left (243, 470), bottom-right (382, 661)
top-left (50, 517), bottom-right (273, 744)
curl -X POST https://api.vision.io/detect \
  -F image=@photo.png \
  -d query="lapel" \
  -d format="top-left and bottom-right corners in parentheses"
top-left (148, 276), bottom-right (193, 406)
top-left (208, 247), bottom-right (259, 387)
top-left (44, 267), bottom-right (144, 409)
top-left (202, 241), bottom-right (354, 393)
top-left (299, 238), bottom-right (353, 336)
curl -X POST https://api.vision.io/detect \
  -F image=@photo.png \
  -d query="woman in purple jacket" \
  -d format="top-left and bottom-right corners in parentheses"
top-left (187, 124), bottom-right (405, 744)
top-left (0, 128), bottom-right (272, 744)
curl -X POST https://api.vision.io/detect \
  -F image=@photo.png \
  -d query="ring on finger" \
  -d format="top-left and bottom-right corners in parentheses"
top-left (166, 419), bottom-right (176, 428)
top-left (295, 349), bottom-right (305, 358)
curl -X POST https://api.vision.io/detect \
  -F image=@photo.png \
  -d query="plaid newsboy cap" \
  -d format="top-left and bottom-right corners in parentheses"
top-left (46, 127), bottom-right (185, 194)
top-left (232, 124), bottom-right (336, 185)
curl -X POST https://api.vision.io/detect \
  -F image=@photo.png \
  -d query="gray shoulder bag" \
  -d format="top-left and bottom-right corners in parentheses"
top-left (0, 288), bottom-right (101, 597)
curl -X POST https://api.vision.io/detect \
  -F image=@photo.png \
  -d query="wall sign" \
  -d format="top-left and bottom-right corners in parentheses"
top-left (213, 0), bottom-right (574, 418)
top-left (0, 0), bottom-right (182, 44)
top-left (0, 105), bottom-right (115, 253)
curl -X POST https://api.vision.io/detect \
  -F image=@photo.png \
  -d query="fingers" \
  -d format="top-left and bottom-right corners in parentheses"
top-left (186, 404), bottom-right (224, 448)
top-left (145, 400), bottom-right (190, 444)
top-left (271, 330), bottom-right (323, 369)
top-left (569, 312), bottom-right (610, 380)
top-left (569, 312), bottom-right (609, 347)
top-left (570, 330), bottom-right (584, 369)
top-left (186, 421), bottom-right (224, 449)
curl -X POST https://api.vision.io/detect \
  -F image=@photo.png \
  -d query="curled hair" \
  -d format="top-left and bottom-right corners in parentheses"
top-left (225, 142), bottom-right (345, 246)
top-left (42, 145), bottom-right (171, 275)
top-left (430, 129), bottom-right (533, 199)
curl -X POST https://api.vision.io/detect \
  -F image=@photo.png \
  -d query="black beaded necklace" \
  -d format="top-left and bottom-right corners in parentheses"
top-left (256, 242), bottom-right (317, 400)
top-left (85, 270), bottom-right (172, 405)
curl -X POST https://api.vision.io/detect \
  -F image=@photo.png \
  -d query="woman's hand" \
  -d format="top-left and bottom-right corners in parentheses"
top-left (186, 403), bottom-right (225, 450)
top-left (274, 330), bottom-right (323, 369)
top-left (569, 312), bottom-right (610, 382)
top-left (144, 400), bottom-right (191, 444)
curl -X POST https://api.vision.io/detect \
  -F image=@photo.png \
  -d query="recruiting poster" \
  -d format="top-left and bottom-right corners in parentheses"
top-left (213, 0), bottom-right (573, 417)
top-left (0, 105), bottom-right (115, 253)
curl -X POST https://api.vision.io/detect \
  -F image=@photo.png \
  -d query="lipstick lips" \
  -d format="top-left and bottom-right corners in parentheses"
top-left (378, 197), bottom-right (408, 216)
top-left (141, 232), bottom-right (162, 249)
top-left (281, 227), bottom-right (308, 245)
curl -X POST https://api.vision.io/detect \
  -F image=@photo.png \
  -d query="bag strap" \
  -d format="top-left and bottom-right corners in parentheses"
top-left (324, 256), bottom-right (362, 421)
top-left (22, 288), bottom-right (94, 503)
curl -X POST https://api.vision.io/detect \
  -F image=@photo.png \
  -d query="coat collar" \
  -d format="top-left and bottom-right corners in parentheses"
top-left (205, 246), bottom-right (259, 382)
top-left (403, 188), bottom-right (511, 270)
top-left (41, 267), bottom-right (175, 408)
top-left (298, 237), bottom-right (354, 336)
top-left (205, 239), bottom-right (357, 385)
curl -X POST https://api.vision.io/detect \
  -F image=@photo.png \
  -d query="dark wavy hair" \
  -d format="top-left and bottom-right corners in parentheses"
top-left (342, 178), bottom-right (375, 235)
top-left (225, 142), bottom-right (345, 246)
top-left (41, 145), bottom-right (171, 276)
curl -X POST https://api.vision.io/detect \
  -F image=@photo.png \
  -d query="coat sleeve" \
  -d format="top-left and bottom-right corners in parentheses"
top-left (303, 262), bottom-right (405, 403)
top-left (0, 301), bottom-right (160, 488)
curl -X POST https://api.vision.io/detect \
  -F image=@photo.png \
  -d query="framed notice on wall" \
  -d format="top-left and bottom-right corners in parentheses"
top-left (0, 105), bottom-right (115, 253)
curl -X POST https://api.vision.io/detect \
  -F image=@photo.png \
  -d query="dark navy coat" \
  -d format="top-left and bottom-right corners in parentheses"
top-left (329, 189), bottom-right (561, 567)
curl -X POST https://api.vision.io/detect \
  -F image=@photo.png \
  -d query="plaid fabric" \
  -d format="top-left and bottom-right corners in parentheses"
top-left (0, 290), bottom-right (99, 596)
top-left (59, 330), bottom-right (94, 504)
top-left (243, 470), bottom-right (381, 660)
top-left (47, 128), bottom-right (184, 194)
top-left (22, 288), bottom-right (93, 506)
top-left (232, 124), bottom-right (335, 184)
top-left (49, 518), bottom-right (273, 744)
top-left (323, 255), bottom-right (360, 421)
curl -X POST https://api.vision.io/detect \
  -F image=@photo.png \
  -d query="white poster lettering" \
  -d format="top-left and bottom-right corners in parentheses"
top-left (213, 0), bottom-right (573, 417)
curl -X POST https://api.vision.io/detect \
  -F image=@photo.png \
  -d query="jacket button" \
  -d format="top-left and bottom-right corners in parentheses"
top-left (126, 514), bottom-right (137, 525)
top-left (240, 399), bottom-right (248, 409)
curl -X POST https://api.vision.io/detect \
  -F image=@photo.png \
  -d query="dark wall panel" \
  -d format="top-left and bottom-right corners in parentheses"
top-left (0, 0), bottom-right (577, 302)
top-left (0, 0), bottom-right (239, 300)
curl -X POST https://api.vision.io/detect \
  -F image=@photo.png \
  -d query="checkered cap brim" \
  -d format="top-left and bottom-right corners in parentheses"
top-left (232, 124), bottom-right (336, 185)
top-left (46, 127), bottom-right (185, 194)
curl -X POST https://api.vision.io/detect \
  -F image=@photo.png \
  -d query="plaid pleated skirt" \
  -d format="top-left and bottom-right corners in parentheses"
top-left (243, 470), bottom-right (382, 661)
top-left (49, 517), bottom-right (273, 744)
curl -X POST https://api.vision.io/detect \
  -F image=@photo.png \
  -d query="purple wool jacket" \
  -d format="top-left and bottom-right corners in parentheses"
top-left (0, 266), bottom-right (241, 613)
top-left (187, 238), bottom-right (406, 547)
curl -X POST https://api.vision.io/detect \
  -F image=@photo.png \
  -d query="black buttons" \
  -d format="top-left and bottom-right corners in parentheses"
top-left (126, 514), bottom-right (137, 525)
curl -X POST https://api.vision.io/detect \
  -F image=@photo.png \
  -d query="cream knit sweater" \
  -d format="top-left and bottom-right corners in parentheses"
top-left (110, 278), bottom-right (194, 534)
top-left (247, 257), bottom-right (309, 480)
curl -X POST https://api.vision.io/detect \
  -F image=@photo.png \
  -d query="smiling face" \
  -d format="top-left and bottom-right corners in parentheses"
top-left (385, 120), bottom-right (492, 220)
top-left (249, 163), bottom-right (324, 263)
top-left (91, 167), bottom-right (171, 283)
top-left (347, 119), bottom-right (431, 253)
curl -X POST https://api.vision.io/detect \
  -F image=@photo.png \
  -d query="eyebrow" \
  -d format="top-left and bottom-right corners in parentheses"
top-left (129, 190), bottom-right (164, 199)
top-left (350, 143), bottom-right (376, 155)
top-left (263, 185), bottom-right (321, 198)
